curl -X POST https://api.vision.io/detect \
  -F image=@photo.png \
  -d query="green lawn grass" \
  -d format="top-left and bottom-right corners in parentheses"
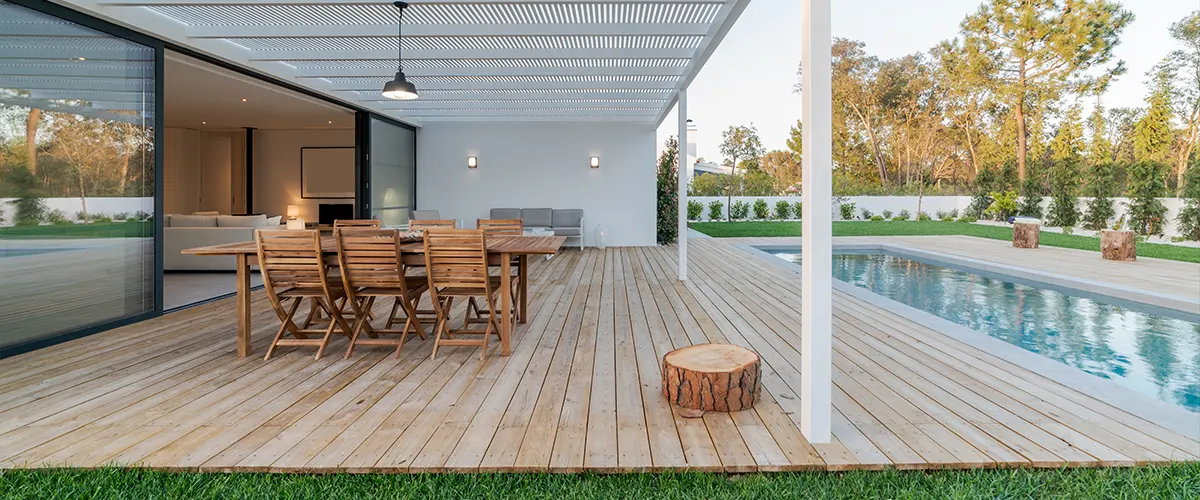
top-left (0, 221), bottom-right (152, 239)
top-left (1, 466), bottom-right (1198, 499)
top-left (689, 220), bottom-right (1200, 264)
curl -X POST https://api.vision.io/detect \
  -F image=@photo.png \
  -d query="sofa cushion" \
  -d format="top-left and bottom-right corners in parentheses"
top-left (217, 214), bottom-right (268, 228)
top-left (490, 208), bottom-right (521, 220)
top-left (169, 214), bottom-right (218, 227)
top-left (412, 209), bottom-right (441, 220)
top-left (265, 215), bottom-right (283, 227)
top-left (192, 211), bottom-right (220, 216)
top-left (552, 209), bottom-right (583, 228)
top-left (522, 208), bottom-right (552, 228)
top-left (550, 227), bottom-right (581, 236)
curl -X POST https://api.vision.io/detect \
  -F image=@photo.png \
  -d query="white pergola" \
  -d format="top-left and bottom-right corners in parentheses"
top-left (6, 0), bottom-right (833, 444)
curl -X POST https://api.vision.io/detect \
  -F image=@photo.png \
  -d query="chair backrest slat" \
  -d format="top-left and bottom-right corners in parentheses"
top-left (409, 219), bottom-right (457, 232)
top-left (423, 228), bottom-right (491, 292)
top-left (334, 228), bottom-right (405, 290)
top-left (256, 230), bottom-right (329, 295)
top-left (477, 218), bottom-right (522, 237)
top-left (334, 219), bottom-right (382, 229)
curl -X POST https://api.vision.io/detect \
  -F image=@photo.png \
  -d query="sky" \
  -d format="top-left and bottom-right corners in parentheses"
top-left (655, 0), bottom-right (1200, 162)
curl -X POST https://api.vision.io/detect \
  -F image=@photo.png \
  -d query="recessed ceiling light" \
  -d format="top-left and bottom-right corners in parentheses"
top-left (75, 57), bottom-right (86, 61)
top-left (201, 121), bottom-right (207, 125)
top-left (327, 120), bottom-right (332, 124)
top-left (241, 98), bottom-right (247, 102)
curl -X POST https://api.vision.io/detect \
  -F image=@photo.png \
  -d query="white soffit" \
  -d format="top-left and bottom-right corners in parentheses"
top-left (31, 0), bottom-right (750, 125)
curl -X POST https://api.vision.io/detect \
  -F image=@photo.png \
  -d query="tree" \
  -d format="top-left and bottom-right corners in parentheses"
top-left (25, 108), bottom-right (41, 175)
top-left (1046, 105), bottom-right (1084, 227)
top-left (786, 120), bottom-right (803, 157)
top-left (688, 173), bottom-right (722, 196)
top-left (1125, 160), bottom-right (1169, 236)
top-left (1082, 161), bottom-right (1117, 230)
top-left (935, 39), bottom-right (993, 177)
top-left (656, 136), bottom-right (679, 245)
top-left (959, 0), bottom-right (1133, 182)
top-left (1164, 10), bottom-right (1200, 193)
top-left (3, 166), bottom-right (45, 225)
top-left (719, 124), bottom-right (764, 220)
top-left (44, 114), bottom-right (124, 222)
top-left (759, 150), bottom-right (801, 189)
top-left (1133, 67), bottom-right (1176, 165)
top-left (1174, 158), bottom-right (1200, 240)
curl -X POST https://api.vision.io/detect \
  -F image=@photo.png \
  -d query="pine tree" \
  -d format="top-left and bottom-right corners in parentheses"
top-left (656, 136), bottom-right (679, 245)
top-left (1082, 103), bottom-right (1117, 230)
top-left (1125, 160), bottom-right (1169, 236)
top-left (1133, 67), bottom-right (1176, 164)
top-left (1176, 160), bottom-right (1200, 241)
top-left (1046, 105), bottom-right (1084, 227)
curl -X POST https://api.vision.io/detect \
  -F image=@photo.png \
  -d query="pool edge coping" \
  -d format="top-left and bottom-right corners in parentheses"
top-left (735, 242), bottom-right (1200, 442)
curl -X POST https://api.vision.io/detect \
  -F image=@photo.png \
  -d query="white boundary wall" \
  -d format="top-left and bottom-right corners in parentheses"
top-left (687, 196), bottom-right (1192, 238)
top-left (0, 197), bottom-right (153, 226)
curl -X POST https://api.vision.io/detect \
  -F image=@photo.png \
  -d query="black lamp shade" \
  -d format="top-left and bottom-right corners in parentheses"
top-left (382, 71), bottom-right (418, 100)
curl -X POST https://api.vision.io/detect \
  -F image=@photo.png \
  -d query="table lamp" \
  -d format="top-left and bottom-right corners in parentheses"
top-left (286, 204), bottom-right (305, 230)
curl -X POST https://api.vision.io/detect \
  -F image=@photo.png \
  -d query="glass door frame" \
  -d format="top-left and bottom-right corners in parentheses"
top-left (355, 111), bottom-right (418, 221)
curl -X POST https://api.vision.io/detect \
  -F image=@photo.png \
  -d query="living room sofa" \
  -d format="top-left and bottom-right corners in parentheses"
top-left (489, 208), bottom-right (584, 248)
top-left (164, 214), bottom-right (281, 271)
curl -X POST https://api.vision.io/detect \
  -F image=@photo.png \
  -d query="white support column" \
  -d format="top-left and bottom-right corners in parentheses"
top-left (800, 0), bottom-right (832, 444)
top-left (677, 89), bottom-right (689, 281)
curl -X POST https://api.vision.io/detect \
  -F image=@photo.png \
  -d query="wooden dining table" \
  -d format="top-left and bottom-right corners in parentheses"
top-left (182, 234), bottom-right (566, 358)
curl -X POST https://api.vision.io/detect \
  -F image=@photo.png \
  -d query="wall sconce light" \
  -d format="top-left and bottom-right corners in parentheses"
top-left (467, 156), bottom-right (478, 168)
top-left (590, 156), bottom-right (600, 168)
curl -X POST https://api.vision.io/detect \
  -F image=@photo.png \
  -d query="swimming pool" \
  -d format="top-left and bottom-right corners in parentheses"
top-left (765, 249), bottom-right (1200, 412)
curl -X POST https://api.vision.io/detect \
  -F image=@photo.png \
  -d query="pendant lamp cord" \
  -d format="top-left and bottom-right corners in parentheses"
top-left (396, 5), bottom-right (404, 73)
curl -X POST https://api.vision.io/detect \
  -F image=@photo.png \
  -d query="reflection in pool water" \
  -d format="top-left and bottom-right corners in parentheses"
top-left (767, 250), bottom-right (1200, 412)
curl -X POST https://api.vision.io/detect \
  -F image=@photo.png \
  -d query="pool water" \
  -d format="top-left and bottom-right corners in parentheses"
top-left (767, 250), bottom-right (1200, 412)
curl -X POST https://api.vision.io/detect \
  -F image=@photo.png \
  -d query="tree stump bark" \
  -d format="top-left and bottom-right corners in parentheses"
top-left (662, 344), bottom-right (760, 412)
top-left (1013, 221), bottom-right (1040, 249)
top-left (1101, 229), bottom-right (1136, 261)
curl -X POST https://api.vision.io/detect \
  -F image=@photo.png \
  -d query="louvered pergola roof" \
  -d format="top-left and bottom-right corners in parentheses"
top-left (17, 0), bottom-right (750, 126)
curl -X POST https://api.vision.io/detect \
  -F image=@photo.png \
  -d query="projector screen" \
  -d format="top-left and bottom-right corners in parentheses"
top-left (300, 147), bottom-right (355, 199)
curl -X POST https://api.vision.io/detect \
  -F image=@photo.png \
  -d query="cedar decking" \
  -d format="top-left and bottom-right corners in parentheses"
top-left (0, 238), bottom-right (1196, 472)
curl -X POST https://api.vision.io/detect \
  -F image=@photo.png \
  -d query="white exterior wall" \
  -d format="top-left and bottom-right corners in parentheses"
top-left (416, 122), bottom-right (657, 247)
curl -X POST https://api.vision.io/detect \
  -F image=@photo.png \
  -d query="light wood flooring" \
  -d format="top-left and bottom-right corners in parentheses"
top-left (1, 238), bottom-right (1196, 472)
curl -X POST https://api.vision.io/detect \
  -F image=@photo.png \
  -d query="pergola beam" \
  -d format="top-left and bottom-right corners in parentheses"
top-left (187, 23), bottom-right (709, 38)
top-left (100, 0), bottom-right (722, 5)
top-left (354, 91), bottom-right (672, 101)
top-left (249, 48), bottom-right (697, 61)
top-left (380, 100), bottom-right (669, 110)
top-left (397, 108), bottom-right (660, 117)
top-left (0, 48), bottom-right (154, 61)
top-left (327, 81), bottom-right (676, 91)
top-left (0, 64), bottom-right (152, 79)
top-left (292, 66), bottom-right (683, 78)
top-left (0, 77), bottom-right (152, 93)
top-left (653, 0), bottom-right (750, 127)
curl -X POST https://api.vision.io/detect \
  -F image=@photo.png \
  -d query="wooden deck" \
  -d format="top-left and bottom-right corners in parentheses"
top-left (1, 238), bottom-right (1197, 472)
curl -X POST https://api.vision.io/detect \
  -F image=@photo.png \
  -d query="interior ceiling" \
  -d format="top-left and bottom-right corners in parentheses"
top-left (33, 0), bottom-right (751, 125)
top-left (165, 53), bottom-right (354, 131)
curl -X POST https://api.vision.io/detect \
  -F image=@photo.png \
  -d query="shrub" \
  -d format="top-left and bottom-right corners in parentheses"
top-left (956, 216), bottom-right (977, 223)
top-left (774, 200), bottom-right (792, 219)
top-left (870, 215), bottom-right (885, 221)
top-left (948, 208), bottom-right (959, 218)
top-left (986, 190), bottom-right (1018, 221)
top-left (707, 200), bottom-right (724, 221)
top-left (730, 200), bottom-right (750, 220)
top-left (112, 212), bottom-right (131, 221)
top-left (1126, 161), bottom-right (1168, 236)
top-left (1061, 226), bottom-right (1074, 235)
top-left (793, 201), bottom-right (803, 219)
top-left (46, 209), bottom-right (70, 225)
top-left (75, 211), bottom-right (88, 222)
top-left (5, 167), bottom-right (45, 225)
top-left (917, 211), bottom-right (931, 221)
top-left (897, 209), bottom-right (911, 220)
top-left (1017, 179), bottom-right (1045, 219)
top-left (91, 213), bottom-right (113, 223)
top-left (752, 199), bottom-right (769, 219)
top-left (940, 216), bottom-right (955, 222)
top-left (860, 208), bottom-right (874, 220)
top-left (881, 210), bottom-right (894, 219)
top-left (838, 201), bottom-right (856, 221)
top-left (687, 200), bottom-right (704, 221)
top-left (1175, 162), bottom-right (1200, 241)
top-left (935, 209), bottom-right (949, 220)
top-left (133, 210), bottom-right (152, 222)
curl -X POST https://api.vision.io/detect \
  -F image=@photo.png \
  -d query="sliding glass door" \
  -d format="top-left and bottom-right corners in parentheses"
top-left (367, 116), bottom-right (416, 227)
top-left (0, 0), bottom-right (160, 353)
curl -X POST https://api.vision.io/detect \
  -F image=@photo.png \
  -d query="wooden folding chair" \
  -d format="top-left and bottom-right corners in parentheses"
top-left (334, 219), bottom-right (382, 229)
top-left (476, 218), bottom-right (523, 321)
top-left (335, 227), bottom-right (429, 359)
top-left (256, 229), bottom-right (353, 360)
top-left (409, 219), bottom-right (457, 231)
top-left (423, 228), bottom-right (503, 361)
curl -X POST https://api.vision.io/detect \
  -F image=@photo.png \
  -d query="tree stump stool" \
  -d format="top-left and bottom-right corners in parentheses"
top-left (1101, 229), bottom-right (1136, 261)
top-left (662, 344), bottom-right (760, 412)
top-left (1013, 220), bottom-right (1040, 249)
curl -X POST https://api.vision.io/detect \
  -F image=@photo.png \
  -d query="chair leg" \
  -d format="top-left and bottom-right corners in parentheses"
top-left (265, 298), bottom-right (303, 360)
top-left (385, 298), bottom-right (402, 329)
